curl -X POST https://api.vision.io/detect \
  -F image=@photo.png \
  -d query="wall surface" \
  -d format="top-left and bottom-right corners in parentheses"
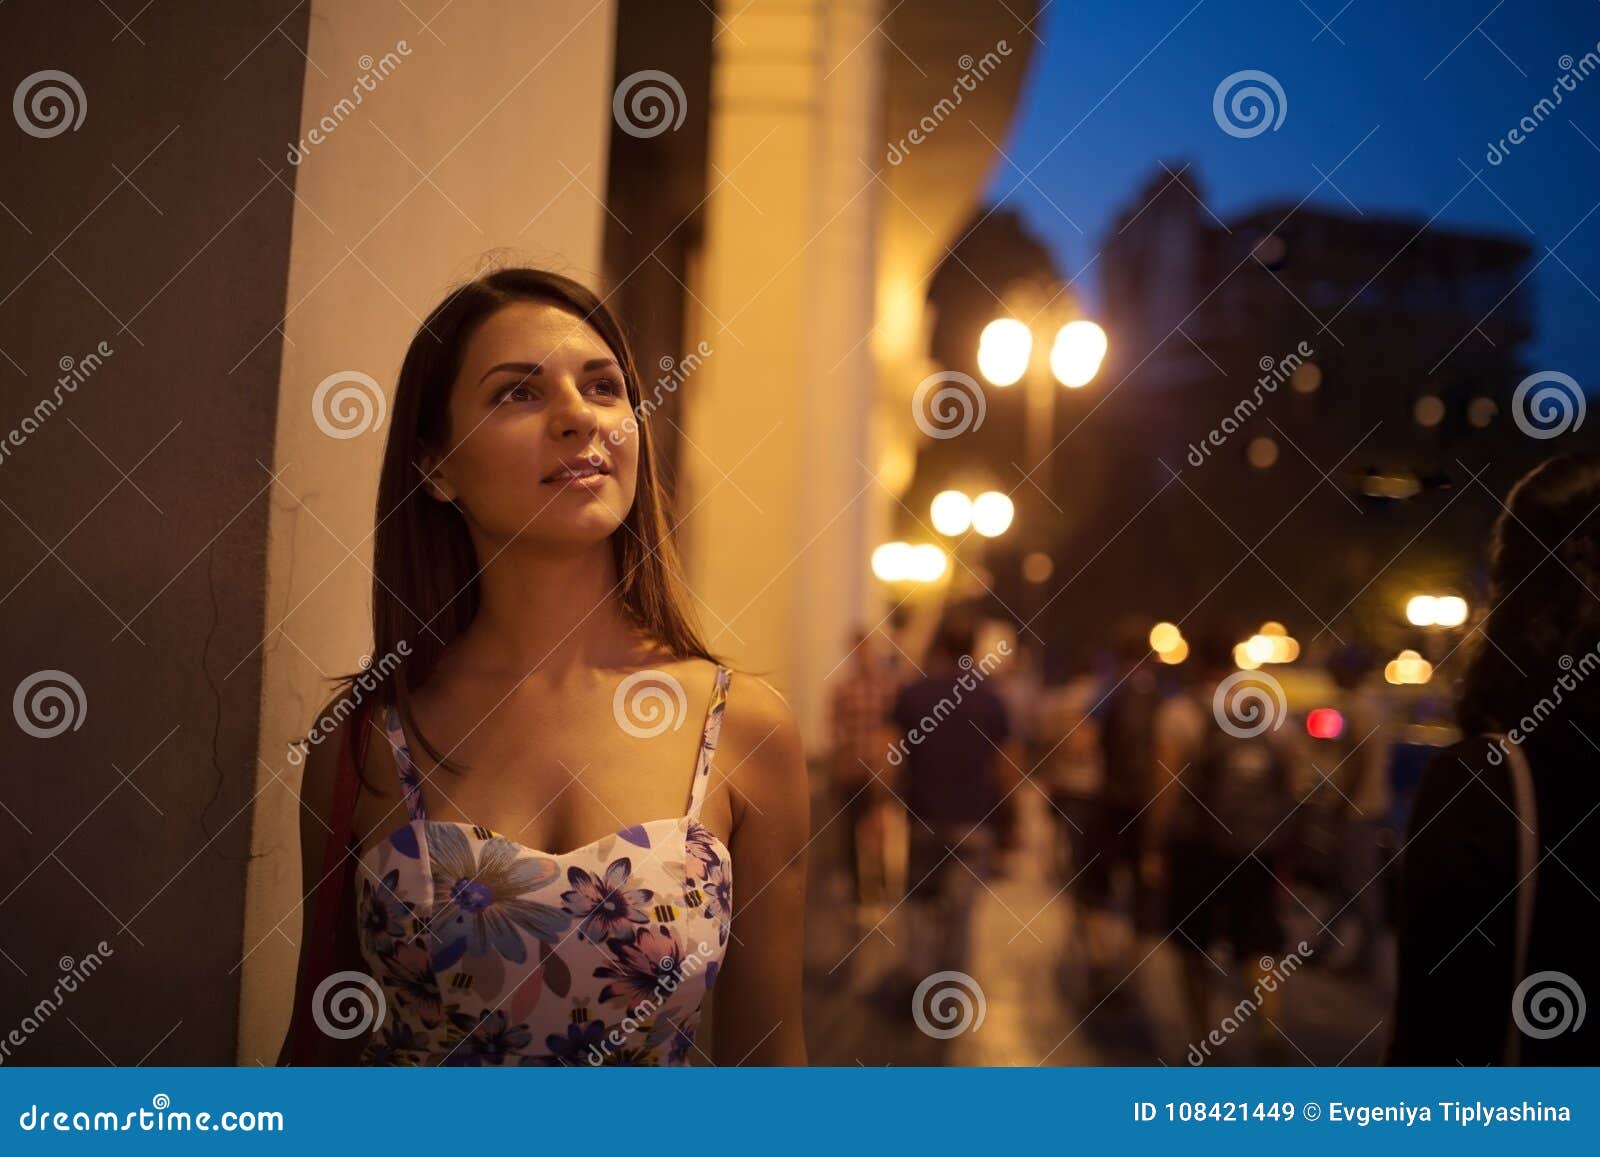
top-left (0, 1), bottom-right (311, 1063)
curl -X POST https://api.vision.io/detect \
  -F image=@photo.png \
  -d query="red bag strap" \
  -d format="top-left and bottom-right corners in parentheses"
top-left (288, 698), bottom-right (372, 1064)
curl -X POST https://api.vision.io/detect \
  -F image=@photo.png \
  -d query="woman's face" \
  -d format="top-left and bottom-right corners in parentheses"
top-left (423, 300), bottom-right (639, 550)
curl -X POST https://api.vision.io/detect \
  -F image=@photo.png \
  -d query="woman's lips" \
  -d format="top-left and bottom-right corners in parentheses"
top-left (542, 471), bottom-right (608, 491)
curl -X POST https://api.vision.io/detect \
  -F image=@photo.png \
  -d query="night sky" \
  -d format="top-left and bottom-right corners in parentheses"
top-left (995, 0), bottom-right (1600, 384)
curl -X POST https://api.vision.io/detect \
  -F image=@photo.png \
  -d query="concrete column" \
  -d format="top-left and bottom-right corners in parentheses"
top-left (681, 0), bottom-right (887, 749)
top-left (237, 0), bottom-right (617, 1063)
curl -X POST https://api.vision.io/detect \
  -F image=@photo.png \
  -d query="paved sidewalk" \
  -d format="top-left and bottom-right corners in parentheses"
top-left (801, 777), bottom-right (1393, 1066)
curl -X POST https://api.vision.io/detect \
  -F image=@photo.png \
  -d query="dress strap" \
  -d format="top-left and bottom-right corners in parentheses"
top-left (686, 666), bottom-right (731, 821)
top-left (382, 703), bottom-right (428, 822)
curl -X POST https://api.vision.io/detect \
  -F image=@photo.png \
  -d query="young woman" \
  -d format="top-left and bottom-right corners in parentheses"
top-left (277, 267), bottom-right (810, 1066)
top-left (1389, 453), bottom-right (1600, 1064)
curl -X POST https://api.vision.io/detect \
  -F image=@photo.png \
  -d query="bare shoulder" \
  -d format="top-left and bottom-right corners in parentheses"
top-left (720, 670), bottom-right (807, 813)
top-left (294, 687), bottom-right (404, 844)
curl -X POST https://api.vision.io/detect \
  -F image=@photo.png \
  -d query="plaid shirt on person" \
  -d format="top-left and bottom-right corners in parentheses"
top-left (829, 665), bottom-right (897, 783)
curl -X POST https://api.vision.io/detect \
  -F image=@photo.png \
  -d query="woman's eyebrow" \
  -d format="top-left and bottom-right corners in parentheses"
top-left (478, 357), bottom-right (616, 386)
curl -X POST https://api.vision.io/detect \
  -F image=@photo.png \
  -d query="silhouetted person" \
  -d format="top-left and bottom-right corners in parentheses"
top-left (891, 617), bottom-right (1020, 981)
top-left (1150, 630), bottom-right (1300, 1062)
top-left (1390, 454), bottom-right (1600, 1064)
top-left (826, 627), bottom-right (898, 909)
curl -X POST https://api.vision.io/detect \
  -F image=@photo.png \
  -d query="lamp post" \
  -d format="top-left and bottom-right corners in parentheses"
top-left (976, 311), bottom-right (1107, 526)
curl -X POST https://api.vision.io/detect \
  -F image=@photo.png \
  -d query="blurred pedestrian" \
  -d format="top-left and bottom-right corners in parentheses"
top-left (1298, 644), bottom-right (1392, 976)
top-left (1033, 653), bottom-right (1113, 980)
top-left (1390, 454), bottom-right (1600, 1064)
top-left (1096, 621), bottom-right (1165, 947)
top-left (1149, 630), bottom-right (1300, 1061)
top-left (827, 627), bottom-right (898, 909)
top-left (890, 616), bottom-right (1021, 982)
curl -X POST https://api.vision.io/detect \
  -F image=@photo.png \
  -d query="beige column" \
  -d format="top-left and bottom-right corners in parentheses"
top-left (681, 0), bottom-right (888, 749)
top-left (236, 0), bottom-right (617, 1063)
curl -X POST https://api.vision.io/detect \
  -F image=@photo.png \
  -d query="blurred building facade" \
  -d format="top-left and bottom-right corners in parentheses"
top-left (943, 164), bottom-right (1550, 661)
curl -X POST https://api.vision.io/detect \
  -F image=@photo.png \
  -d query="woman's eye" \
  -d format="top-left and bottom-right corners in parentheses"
top-left (497, 381), bottom-right (535, 403)
top-left (588, 377), bottom-right (623, 398)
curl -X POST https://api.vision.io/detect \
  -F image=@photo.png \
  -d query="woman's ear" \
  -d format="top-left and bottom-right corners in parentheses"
top-left (418, 446), bottom-right (457, 504)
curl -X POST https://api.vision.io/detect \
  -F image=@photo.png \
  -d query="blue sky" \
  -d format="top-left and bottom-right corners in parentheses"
top-left (993, 0), bottom-right (1600, 380)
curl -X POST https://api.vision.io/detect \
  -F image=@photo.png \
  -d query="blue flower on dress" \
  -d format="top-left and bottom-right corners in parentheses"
top-left (440, 1009), bottom-right (533, 1066)
top-left (426, 824), bottom-right (571, 967)
top-left (700, 859), bottom-right (733, 946)
top-left (358, 868), bottom-right (409, 956)
top-left (594, 925), bottom-right (685, 1008)
top-left (561, 857), bottom-right (654, 944)
top-left (526, 1018), bottom-right (609, 1066)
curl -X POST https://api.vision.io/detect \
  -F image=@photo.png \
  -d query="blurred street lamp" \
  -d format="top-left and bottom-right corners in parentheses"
top-left (930, 489), bottom-right (974, 536)
top-left (977, 309), bottom-right (1108, 512)
top-left (1405, 593), bottom-right (1468, 628)
top-left (970, 490), bottom-right (1014, 537)
top-left (977, 319), bottom-right (1031, 386)
top-left (1050, 320), bottom-right (1108, 388)
top-left (871, 541), bottom-right (949, 584)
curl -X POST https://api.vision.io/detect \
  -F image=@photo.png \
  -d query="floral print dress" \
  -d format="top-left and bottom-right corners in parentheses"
top-left (355, 666), bottom-right (733, 1066)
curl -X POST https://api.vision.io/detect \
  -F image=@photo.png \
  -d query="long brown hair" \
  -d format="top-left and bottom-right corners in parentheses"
top-left (338, 265), bottom-right (719, 774)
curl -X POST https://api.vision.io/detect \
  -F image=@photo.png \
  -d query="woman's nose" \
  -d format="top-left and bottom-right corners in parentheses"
top-left (548, 380), bottom-right (598, 441)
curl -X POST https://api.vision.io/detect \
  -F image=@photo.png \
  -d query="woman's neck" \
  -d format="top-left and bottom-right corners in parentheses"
top-left (454, 539), bottom-right (644, 680)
